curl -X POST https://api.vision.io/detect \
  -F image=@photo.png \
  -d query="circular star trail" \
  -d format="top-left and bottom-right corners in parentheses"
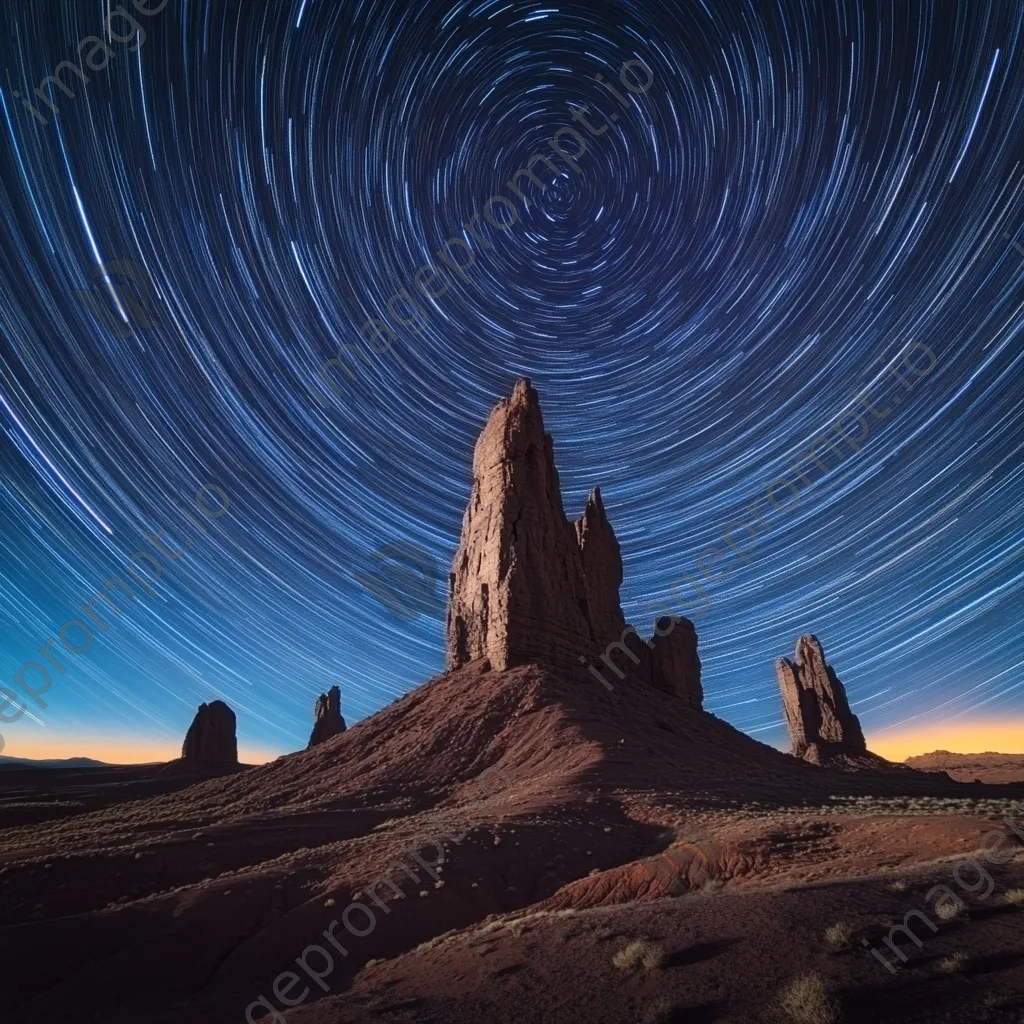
top-left (0, 0), bottom-right (1022, 759)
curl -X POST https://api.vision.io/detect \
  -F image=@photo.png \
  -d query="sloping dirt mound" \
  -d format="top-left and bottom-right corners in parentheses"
top-left (534, 838), bottom-right (764, 910)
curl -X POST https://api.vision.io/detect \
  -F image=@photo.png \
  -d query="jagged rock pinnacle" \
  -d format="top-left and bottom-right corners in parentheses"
top-left (776, 634), bottom-right (867, 763)
top-left (574, 487), bottom-right (626, 650)
top-left (446, 378), bottom-right (594, 671)
top-left (445, 379), bottom-right (704, 711)
top-left (308, 685), bottom-right (347, 748)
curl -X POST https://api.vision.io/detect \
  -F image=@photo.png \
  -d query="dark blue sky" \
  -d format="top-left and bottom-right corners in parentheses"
top-left (0, 0), bottom-right (1021, 761)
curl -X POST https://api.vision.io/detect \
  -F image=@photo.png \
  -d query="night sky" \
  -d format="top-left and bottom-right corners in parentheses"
top-left (0, 0), bottom-right (1022, 763)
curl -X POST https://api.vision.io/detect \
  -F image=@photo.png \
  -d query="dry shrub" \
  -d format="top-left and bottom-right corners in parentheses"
top-left (778, 973), bottom-right (842, 1024)
top-left (936, 951), bottom-right (970, 973)
top-left (935, 899), bottom-right (963, 921)
top-left (613, 939), bottom-right (667, 970)
top-left (1002, 888), bottom-right (1024, 904)
top-left (824, 922), bottom-right (855, 950)
top-left (887, 878), bottom-right (910, 892)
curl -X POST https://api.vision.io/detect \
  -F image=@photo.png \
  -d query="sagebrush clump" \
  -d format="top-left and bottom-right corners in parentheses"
top-left (936, 951), bottom-right (970, 973)
top-left (613, 939), bottom-right (667, 970)
top-left (778, 973), bottom-right (842, 1024)
top-left (824, 921), bottom-right (855, 950)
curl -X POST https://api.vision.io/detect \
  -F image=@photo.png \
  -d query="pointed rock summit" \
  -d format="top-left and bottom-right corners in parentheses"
top-left (446, 378), bottom-right (594, 672)
top-left (181, 700), bottom-right (238, 764)
top-left (446, 378), bottom-right (703, 709)
top-left (574, 487), bottom-right (626, 650)
top-left (308, 685), bottom-right (347, 748)
top-left (776, 635), bottom-right (866, 763)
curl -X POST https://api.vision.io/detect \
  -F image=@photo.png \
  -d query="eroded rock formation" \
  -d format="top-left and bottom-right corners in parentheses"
top-left (574, 488), bottom-right (627, 649)
top-left (181, 700), bottom-right (238, 764)
top-left (776, 635), bottom-right (866, 763)
top-left (646, 617), bottom-right (703, 709)
top-left (446, 378), bottom-right (594, 672)
top-left (446, 378), bottom-right (703, 709)
top-left (308, 685), bottom-right (347, 748)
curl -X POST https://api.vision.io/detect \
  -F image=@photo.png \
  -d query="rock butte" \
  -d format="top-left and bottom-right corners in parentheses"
top-left (775, 634), bottom-right (867, 764)
top-left (308, 684), bottom-right (347, 748)
top-left (445, 377), bottom-right (702, 707)
top-left (180, 699), bottom-right (238, 765)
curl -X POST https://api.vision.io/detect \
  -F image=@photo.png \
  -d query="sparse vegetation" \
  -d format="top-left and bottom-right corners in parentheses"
top-left (824, 921), bottom-right (855, 950)
top-left (641, 995), bottom-right (686, 1023)
top-left (935, 899), bottom-right (964, 921)
top-left (613, 939), bottom-right (667, 970)
top-left (1002, 888), bottom-right (1024, 904)
top-left (778, 973), bottom-right (842, 1024)
top-left (936, 951), bottom-right (970, 973)
top-left (887, 878), bottom-right (910, 892)
top-left (816, 795), bottom-right (1022, 818)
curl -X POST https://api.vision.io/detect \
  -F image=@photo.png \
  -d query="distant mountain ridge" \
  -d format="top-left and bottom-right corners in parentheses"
top-left (0, 755), bottom-right (111, 769)
top-left (905, 749), bottom-right (1024, 783)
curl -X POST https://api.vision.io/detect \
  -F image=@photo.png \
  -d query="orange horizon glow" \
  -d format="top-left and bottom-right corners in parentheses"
top-left (867, 717), bottom-right (1024, 763)
top-left (1, 732), bottom-right (279, 766)
top-left (4, 717), bottom-right (1022, 768)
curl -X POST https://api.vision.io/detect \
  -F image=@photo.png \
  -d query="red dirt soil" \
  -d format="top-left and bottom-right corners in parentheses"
top-left (1, 659), bottom-right (1023, 1023)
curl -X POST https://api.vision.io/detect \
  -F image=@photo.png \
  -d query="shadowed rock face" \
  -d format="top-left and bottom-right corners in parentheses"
top-left (574, 487), bottom-right (626, 650)
top-left (181, 700), bottom-right (238, 764)
top-left (308, 685), bottom-right (347, 748)
top-left (445, 378), bottom-right (703, 710)
top-left (646, 617), bottom-right (703, 709)
top-left (776, 635), bottom-right (866, 763)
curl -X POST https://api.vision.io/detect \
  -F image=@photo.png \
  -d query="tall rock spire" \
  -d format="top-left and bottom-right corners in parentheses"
top-left (776, 635), bottom-right (866, 763)
top-left (308, 685), bottom-right (347, 748)
top-left (446, 378), bottom-right (595, 671)
top-left (444, 379), bottom-right (704, 712)
top-left (574, 487), bottom-right (627, 650)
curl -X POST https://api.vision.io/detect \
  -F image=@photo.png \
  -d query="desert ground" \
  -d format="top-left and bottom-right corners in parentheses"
top-left (2, 659), bottom-right (1023, 1024)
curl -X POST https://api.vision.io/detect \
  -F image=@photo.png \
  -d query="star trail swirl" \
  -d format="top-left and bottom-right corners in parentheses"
top-left (0, 0), bottom-right (1022, 760)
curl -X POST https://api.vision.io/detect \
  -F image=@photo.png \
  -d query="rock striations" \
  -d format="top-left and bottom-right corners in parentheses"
top-left (308, 685), bottom-right (347, 748)
top-left (775, 635), bottom-right (866, 764)
top-left (181, 700), bottom-right (238, 765)
top-left (446, 378), bottom-right (702, 708)
top-left (446, 378), bottom-right (594, 672)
